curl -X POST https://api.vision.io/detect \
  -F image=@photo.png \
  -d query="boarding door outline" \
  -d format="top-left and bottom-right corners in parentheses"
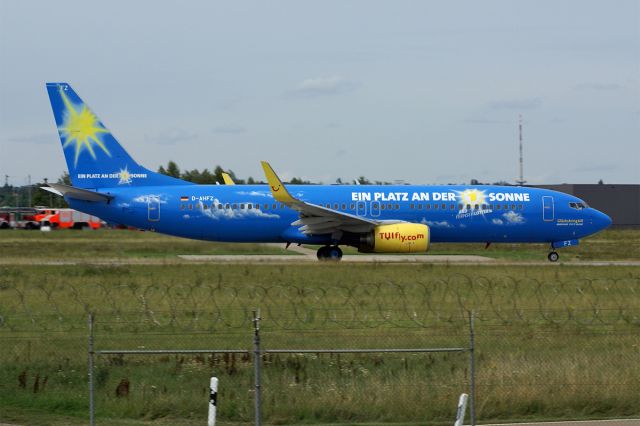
top-left (148, 195), bottom-right (160, 221)
top-left (370, 201), bottom-right (380, 217)
top-left (542, 196), bottom-right (554, 222)
top-left (356, 201), bottom-right (367, 217)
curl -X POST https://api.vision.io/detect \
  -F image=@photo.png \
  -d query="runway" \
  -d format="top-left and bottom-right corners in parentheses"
top-left (3, 255), bottom-right (638, 266)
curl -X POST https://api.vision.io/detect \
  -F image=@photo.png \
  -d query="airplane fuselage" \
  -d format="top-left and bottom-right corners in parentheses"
top-left (69, 184), bottom-right (610, 247)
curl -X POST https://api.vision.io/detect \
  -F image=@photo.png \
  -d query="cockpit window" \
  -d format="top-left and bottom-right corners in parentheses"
top-left (569, 202), bottom-right (587, 210)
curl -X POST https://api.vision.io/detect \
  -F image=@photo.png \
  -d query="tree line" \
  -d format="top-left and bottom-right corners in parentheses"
top-left (156, 161), bottom-right (384, 185)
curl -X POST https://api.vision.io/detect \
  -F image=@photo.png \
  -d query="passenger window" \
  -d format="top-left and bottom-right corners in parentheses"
top-left (188, 204), bottom-right (193, 210)
top-left (334, 203), bottom-right (339, 209)
top-left (474, 204), bottom-right (479, 210)
top-left (232, 204), bottom-right (238, 209)
top-left (417, 204), bottom-right (422, 210)
top-left (450, 204), bottom-right (455, 210)
top-left (503, 204), bottom-right (508, 210)
top-left (466, 204), bottom-right (471, 210)
top-left (388, 204), bottom-right (393, 210)
top-left (482, 204), bottom-right (487, 210)
top-left (426, 204), bottom-right (431, 210)
top-left (381, 204), bottom-right (386, 210)
top-left (511, 204), bottom-right (516, 210)
top-left (264, 204), bottom-right (269, 210)
top-left (350, 203), bottom-right (355, 210)
top-left (518, 204), bottom-right (523, 210)
top-left (434, 204), bottom-right (439, 210)
top-left (326, 203), bottom-right (330, 208)
top-left (247, 204), bottom-right (252, 209)
top-left (225, 203), bottom-right (230, 209)
top-left (441, 204), bottom-right (446, 210)
top-left (342, 204), bottom-right (346, 210)
top-left (410, 204), bottom-right (415, 209)
top-left (202, 204), bottom-right (208, 210)
top-left (240, 204), bottom-right (245, 209)
top-left (218, 204), bottom-right (223, 210)
top-left (180, 204), bottom-right (185, 210)
top-left (395, 204), bottom-right (399, 210)
top-left (458, 204), bottom-right (464, 210)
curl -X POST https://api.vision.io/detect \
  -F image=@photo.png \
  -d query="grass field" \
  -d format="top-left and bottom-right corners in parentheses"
top-left (0, 227), bottom-right (638, 261)
top-left (0, 229), bottom-right (639, 425)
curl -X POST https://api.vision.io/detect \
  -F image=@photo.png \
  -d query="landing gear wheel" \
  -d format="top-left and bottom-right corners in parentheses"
top-left (317, 246), bottom-right (329, 260)
top-left (317, 245), bottom-right (343, 261)
top-left (327, 246), bottom-right (343, 261)
top-left (548, 251), bottom-right (559, 262)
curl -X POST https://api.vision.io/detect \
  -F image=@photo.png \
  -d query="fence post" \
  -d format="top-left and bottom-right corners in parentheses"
top-left (468, 310), bottom-right (476, 426)
top-left (88, 312), bottom-right (95, 426)
top-left (208, 376), bottom-right (218, 426)
top-left (253, 309), bottom-right (262, 426)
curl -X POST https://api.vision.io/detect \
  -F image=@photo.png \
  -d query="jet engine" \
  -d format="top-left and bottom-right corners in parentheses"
top-left (359, 223), bottom-right (430, 253)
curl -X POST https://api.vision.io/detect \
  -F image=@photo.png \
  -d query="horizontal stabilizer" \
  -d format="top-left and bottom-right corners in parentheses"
top-left (42, 183), bottom-right (113, 202)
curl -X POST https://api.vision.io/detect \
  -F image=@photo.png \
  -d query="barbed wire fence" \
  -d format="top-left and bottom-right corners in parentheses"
top-left (1, 275), bottom-right (639, 424)
top-left (2, 275), bottom-right (640, 330)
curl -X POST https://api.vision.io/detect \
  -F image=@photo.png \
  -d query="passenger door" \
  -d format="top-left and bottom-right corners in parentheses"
top-left (542, 196), bottom-right (554, 222)
top-left (148, 196), bottom-right (160, 221)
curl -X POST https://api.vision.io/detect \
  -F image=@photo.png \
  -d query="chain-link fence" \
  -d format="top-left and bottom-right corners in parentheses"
top-left (88, 310), bottom-right (475, 425)
top-left (1, 276), bottom-right (639, 424)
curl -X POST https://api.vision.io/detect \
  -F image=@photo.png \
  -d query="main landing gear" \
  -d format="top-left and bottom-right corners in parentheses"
top-left (317, 245), bottom-right (343, 261)
top-left (547, 251), bottom-right (559, 262)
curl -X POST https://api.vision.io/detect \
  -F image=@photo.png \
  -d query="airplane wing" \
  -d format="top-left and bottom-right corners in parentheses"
top-left (261, 161), bottom-right (395, 235)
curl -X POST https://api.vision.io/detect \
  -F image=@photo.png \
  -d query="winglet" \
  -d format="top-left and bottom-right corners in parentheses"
top-left (260, 161), bottom-right (296, 203)
top-left (221, 172), bottom-right (235, 185)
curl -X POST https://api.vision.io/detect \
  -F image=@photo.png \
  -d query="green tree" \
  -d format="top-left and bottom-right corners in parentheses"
top-left (289, 177), bottom-right (311, 184)
top-left (58, 172), bottom-right (71, 185)
top-left (162, 161), bottom-right (181, 178)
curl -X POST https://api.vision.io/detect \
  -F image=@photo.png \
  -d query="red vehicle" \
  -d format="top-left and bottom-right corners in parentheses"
top-left (0, 207), bottom-right (40, 229)
top-left (35, 208), bottom-right (103, 230)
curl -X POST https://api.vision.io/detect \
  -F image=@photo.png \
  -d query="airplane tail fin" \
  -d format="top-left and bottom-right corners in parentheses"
top-left (46, 82), bottom-right (193, 188)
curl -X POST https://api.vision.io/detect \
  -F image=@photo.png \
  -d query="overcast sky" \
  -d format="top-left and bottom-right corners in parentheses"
top-left (1, 1), bottom-right (638, 186)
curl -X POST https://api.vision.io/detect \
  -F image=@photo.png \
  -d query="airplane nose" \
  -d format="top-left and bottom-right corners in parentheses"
top-left (593, 209), bottom-right (612, 231)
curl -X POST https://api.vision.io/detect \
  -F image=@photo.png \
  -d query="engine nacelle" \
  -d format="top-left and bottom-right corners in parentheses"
top-left (359, 223), bottom-right (430, 253)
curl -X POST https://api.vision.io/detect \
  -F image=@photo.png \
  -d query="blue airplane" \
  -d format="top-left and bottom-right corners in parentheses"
top-left (43, 83), bottom-right (612, 262)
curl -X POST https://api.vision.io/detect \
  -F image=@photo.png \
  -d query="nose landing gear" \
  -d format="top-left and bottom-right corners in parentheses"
top-left (547, 251), bottom-right (559, 262)
top-left (317, 245), bottom-right (343, 261)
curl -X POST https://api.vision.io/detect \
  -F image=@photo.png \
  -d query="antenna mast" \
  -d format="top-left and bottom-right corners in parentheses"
top-left (516, 115), bottom-right (526, 186)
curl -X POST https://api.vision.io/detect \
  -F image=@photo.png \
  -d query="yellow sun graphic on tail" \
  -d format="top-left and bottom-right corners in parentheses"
top-left (58, 86), bottom-right (111, 166)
